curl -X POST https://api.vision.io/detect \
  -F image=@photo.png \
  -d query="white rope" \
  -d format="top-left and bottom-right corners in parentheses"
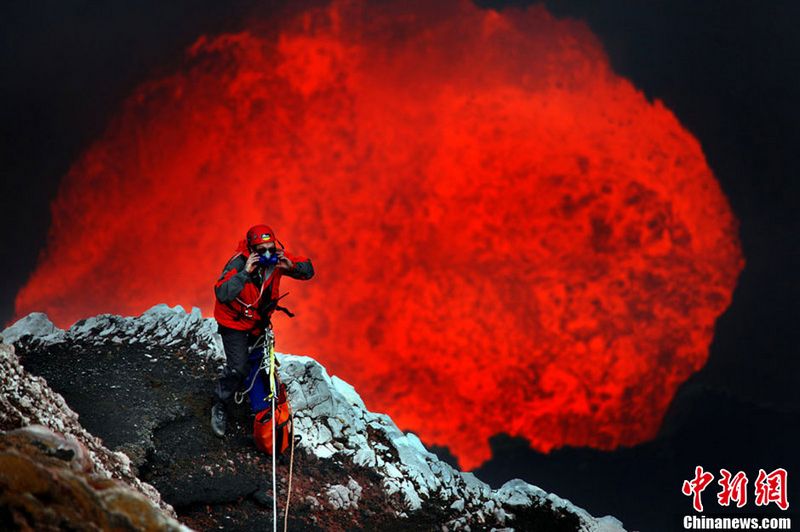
top-left (272, 393), bottom-right (277, 532)
top-left (244, 328), bottom-right (286, 532)
top-left (283, 411), bottom-right (296, 532)
top-left (268, 333), bottom-right (277, 532)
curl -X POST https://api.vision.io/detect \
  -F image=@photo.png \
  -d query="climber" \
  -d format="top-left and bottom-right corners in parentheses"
top-left (210, 224), bottom-right (314, 437)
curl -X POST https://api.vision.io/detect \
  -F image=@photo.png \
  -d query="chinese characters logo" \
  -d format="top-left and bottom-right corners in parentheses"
top-left (682, 466), bottom-right (789, 512)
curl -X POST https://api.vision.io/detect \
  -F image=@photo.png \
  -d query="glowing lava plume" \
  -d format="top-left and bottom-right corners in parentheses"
top-left (14, 0), bottom-right (743, 469)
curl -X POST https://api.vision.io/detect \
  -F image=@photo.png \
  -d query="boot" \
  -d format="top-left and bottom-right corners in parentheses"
top-left (211, 401), bottom-right (227, 437)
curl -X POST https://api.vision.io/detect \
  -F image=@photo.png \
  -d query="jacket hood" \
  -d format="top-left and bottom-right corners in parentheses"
top-left (235, 239), bottom-right (251, 257)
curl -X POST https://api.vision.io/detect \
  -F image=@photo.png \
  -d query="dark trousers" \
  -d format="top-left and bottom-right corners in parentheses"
top-left (214, 324), bottom-right (260, 406)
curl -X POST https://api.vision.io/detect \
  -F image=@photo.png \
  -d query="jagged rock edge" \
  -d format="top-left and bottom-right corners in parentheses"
top-left (2, 304), bottom-right (626, 531)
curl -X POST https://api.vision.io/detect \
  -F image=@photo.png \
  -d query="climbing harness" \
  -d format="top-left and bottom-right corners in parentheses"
top-left (232, 333), bottom-right (272, 406)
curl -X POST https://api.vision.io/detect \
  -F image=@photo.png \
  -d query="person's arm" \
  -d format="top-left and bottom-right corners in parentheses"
top-left (278, 250), bottom-right (314, 280)
top-left (214, 255), bottom-right (250, 303)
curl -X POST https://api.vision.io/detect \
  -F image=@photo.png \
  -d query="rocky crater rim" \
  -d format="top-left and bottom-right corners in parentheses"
top-left (2, 304), bottom-right (627, 531)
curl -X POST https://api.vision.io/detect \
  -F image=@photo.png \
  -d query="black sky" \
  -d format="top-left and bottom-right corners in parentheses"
top-left (2, 1), bottom-right (799, 530)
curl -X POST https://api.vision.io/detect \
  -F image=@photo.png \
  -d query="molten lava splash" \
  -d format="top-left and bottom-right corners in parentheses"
top-left (15, 0), bottom-right (743, 469)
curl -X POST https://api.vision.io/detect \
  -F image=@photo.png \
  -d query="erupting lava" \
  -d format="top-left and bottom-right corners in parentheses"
top-left (14, 0), bottom-right (743, 469)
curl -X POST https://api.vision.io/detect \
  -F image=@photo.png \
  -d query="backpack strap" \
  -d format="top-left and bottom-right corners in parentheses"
top-left (275, 305), bottom-right (295, 318)
top-left (260, 292), bottom-right (295, 320)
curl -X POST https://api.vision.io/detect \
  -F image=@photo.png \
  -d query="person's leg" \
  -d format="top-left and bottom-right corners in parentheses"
top-left (215, 325), bottom-right (252, 404)
top-left (211, 324), bottom-right (251, 436)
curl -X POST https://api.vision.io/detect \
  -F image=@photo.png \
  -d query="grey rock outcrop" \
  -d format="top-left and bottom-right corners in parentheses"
top-left (3, 305), bottom-right (627, 531)
top-left (283, 353), bottom-right (624, 531)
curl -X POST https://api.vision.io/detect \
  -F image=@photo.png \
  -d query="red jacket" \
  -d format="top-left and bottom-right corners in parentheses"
top-left (213, 239), bottom-right (314, 333)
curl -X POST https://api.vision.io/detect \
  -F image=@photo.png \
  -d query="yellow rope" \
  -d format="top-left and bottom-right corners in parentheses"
top-left (268, 334), bottom-right (276, 399)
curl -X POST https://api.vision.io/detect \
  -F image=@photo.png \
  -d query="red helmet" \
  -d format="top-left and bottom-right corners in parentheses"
top-left (246, 224), bottom-right (276, 247)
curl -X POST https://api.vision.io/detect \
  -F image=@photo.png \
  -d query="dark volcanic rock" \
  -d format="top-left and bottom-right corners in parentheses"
top-left (3, 306), bottom-right (627, 531)
top-left (0, 341), bottom-right (183, 529)
top-left (17, 338), bottom-right (201, 469)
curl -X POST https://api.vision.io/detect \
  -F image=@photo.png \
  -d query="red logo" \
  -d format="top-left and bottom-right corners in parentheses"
top-left (683, 466), bottom-right (790, 512)
top-left (682, 466), bottom-right (715, 512)
top-left (754, 468), bottom-right (789, 510)
top-left (717, 469), bottom-right (748, 508)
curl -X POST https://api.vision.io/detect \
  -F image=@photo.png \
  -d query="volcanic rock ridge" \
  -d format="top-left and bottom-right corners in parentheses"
top-left (1, 304), bottom-right (627, 531)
